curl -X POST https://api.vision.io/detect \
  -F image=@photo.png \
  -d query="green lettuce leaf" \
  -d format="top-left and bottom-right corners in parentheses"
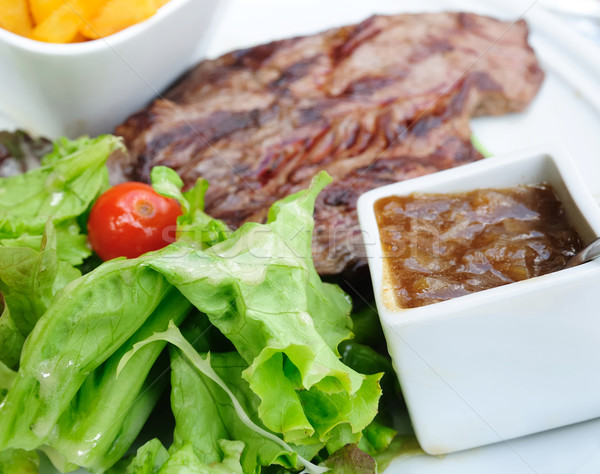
top-left (372, 435), bottom-right (423, 472)
top-left (0, 134), bottom-right (118, 275)
top-left (150, 166), bottom-right (230, 248)
top-left (471, 134), bottom-right (492, 158)
top-left (338, 340), bottom-right (399, 456)
top-left (45, 288), bottom-right (191, 472)
top-left (143, 172), bottom-right (380, 451)
top-left (0, 303), bottom-right (24, 370)
top-left (0, 360), bottom-right (16, 401)
top-left (0, 171), bottom-right (225, 468)
top-left (0, 222), bottom-right (80, 336)
top-left (178, 310), bottom-right (233, 354)
top-left (0, 222), bottom-right (82, 369)
top-left (119, 322), bottom-right (328, 474)
top-left (349, 305), bottom-right (386, 349)
top-left (124, 439), bottom-right (169, 474)
top-left (339, 340), bottom-right (401, 405)
top-left (359, 422), bottom-right (397, 457)
top-left (0, 219), bottom-right (90, 267)
top-left (168, 346), bottom-right (322, 473)
top-left (159, 441), bottom-right (244, 474)
top-left (0, 135), bottom-right (120, 371)
top-left (0, 134), bottom-right (121, 238)
top-left (116, 438), bottom-right (245, 474)
top-left (0, 258), bottom-right (172, 451)
top-left (0, 164), bottom-right (382, 473)
top-left (150, 167), bottom-right (189, 212)
top-left (0, 448), bottom-right (39, 473)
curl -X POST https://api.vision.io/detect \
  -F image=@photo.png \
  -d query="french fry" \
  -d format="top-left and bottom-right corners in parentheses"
top-left (80, 0), bottom-right (156, 40)
top-left (28, 0), bottom-right (64, 25)
top-left (30, 0), bottom-right (106, 43)
top-left (70, 31), bottom-right (89, 42)
top-left (5, 0), bottom-right (163, 42)
top-left (30, 4), bottom-right (83, 43)
top-left (0, 0), bottom-right (33, 36)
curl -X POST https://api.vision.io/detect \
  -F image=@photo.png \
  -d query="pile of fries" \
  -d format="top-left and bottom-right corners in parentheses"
top-left (0, 0), bottom-right (170, 43)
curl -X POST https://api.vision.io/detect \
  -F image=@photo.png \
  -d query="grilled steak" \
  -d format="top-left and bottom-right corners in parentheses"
top-left (116, 12), bottom-right (544, 276)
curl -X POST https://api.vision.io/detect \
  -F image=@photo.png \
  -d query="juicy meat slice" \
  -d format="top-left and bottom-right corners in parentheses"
top-left (116, 12), bottom-right (544, 276)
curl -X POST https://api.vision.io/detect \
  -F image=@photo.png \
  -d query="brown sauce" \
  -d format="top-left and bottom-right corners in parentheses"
top-left (374, 185), bottom-right (583, 309)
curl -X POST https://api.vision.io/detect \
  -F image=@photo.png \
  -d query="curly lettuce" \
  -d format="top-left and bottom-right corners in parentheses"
top-left (0, 162), bottom-right (385, 473)
top-left (0, 136), bottom-right (122, 371)
top-left (145, 172), bottom-right (381, 452)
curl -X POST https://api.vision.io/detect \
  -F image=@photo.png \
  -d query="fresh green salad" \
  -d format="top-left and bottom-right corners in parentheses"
top-left (0, 134), bottom-right (420, 473)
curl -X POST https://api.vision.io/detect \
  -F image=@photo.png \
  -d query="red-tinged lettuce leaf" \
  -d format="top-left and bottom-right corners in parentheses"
top-left (320, 444), bottom-right (376, 473)
top-left (0, 130), bottom-right (52, 177)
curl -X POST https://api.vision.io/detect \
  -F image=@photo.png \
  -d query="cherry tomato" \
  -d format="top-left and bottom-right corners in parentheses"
top-left (87, 182), bottom-right (182, 261)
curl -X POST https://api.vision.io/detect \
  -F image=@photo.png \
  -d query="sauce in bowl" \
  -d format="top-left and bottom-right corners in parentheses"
top-left (374, 184), bottom-right (583, 308)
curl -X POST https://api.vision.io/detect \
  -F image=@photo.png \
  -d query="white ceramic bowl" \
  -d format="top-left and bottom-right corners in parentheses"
top-left (0, 0), bottom-right (226, 138)
top-left (357, 146), bottom-right (600, 455)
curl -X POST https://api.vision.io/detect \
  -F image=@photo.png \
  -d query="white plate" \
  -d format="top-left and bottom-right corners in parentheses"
top-left (208, 2), bottom-right (600, 473)
top-left (5, 0), bottom-right (600, 472)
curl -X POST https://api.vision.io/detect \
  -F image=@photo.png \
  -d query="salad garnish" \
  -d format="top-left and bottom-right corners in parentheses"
top-left (0, 134), bottom-right (418, 473)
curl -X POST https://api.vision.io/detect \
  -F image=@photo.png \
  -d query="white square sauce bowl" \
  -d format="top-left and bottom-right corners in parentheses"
top-left (357, 146), bottom-right (600, 455)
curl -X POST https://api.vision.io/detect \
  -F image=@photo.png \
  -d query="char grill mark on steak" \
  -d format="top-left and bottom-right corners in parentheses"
top-left (331, 16), bottom-right (383, 62)
top-left (116, 12), bottom-right (544, 276)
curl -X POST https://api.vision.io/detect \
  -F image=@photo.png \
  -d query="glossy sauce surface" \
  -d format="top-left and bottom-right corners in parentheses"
top-left (374, 185), bottom-right (583, 308)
